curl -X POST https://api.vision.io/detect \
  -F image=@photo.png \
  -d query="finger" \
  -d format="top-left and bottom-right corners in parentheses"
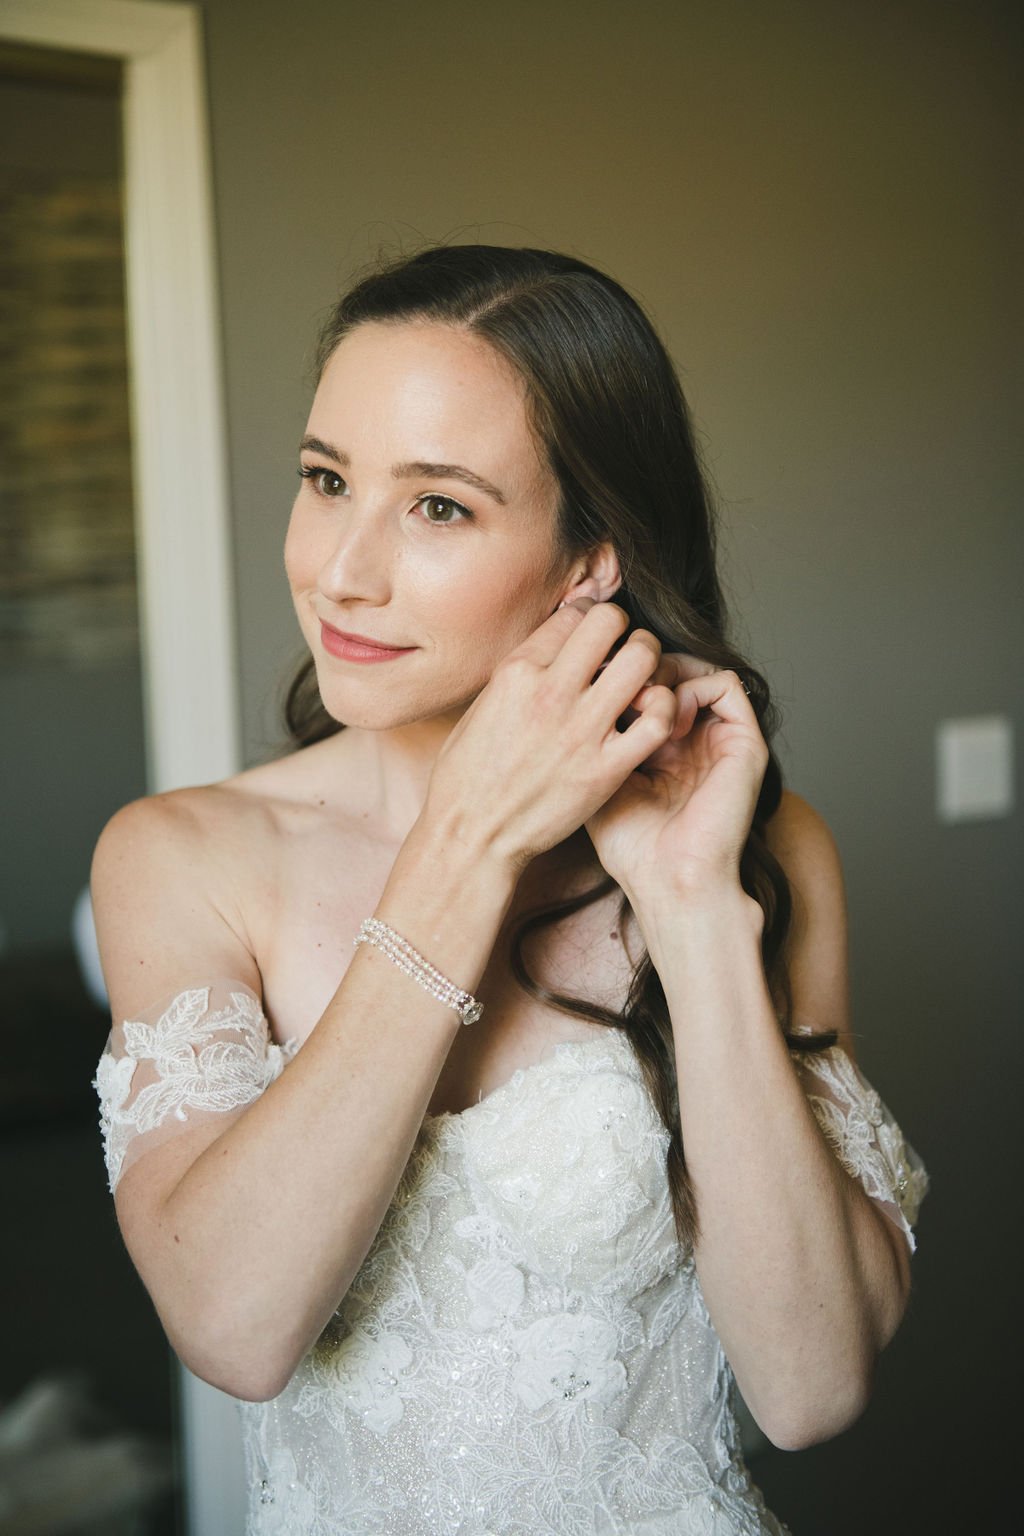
top-left (618, 660), bottom-right (704, 731)
top-left (618, 688), bottom-right (698, 742)
top-left (596, 650), bottom-right (718, 691)
top-left (607, 652), bottom-right (747, 743)
top-left (586, 628), bottom-right (662, 716)
top-left (669, 688), bottom-right (702, 739)
top-left (507, 596), bottom-right (628, 677)
top-left (603, 683), bottom-right (677, 774)
top-left (653, 651), bottom-right (719, 688)
top-left (674, 668), bottom-right (755, 726)
top-left (546, 600), bottom-right (633, 687)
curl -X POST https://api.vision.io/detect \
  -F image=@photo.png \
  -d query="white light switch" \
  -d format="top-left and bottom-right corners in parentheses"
top-left (936, 715), bottom-right (1015, 823)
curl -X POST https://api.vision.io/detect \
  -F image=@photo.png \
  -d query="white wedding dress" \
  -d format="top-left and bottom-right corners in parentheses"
top-left (93, 979), bottom-right (929, 1535)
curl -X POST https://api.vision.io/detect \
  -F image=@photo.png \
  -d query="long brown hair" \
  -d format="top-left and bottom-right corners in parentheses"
top-left (281, 243), bottom-right (836, 1249)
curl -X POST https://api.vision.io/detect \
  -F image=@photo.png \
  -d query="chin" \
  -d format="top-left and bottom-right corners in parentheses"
top-left (314, 670), bottom-right (480, 732)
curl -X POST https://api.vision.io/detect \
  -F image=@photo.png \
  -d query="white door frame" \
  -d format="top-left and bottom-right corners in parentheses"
top-left (0, 0), bottom-right (241, 794)
top-left (0, 3), bottom-right (245, 1532)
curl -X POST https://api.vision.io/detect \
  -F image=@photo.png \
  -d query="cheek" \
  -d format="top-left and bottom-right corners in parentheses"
top-left (283, 501), bottom-right (319, 588)
top-left (420, 554), bottom-right (554, 666)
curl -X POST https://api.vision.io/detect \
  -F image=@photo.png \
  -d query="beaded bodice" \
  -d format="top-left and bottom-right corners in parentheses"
top-left (93, 981), bottom-right (928, 1535)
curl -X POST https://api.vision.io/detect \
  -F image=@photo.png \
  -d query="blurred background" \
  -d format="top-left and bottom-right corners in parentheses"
top-left (0, 0), bottom-right (1019, 1532)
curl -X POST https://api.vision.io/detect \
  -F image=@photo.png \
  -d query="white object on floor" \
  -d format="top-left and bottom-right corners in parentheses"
top-left (0, 1372), bottom-right (174, 1535)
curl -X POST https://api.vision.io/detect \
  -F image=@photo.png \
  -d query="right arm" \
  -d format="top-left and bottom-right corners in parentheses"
top-left (94, 794), bottom-right (518, 1404)
top-left (94, 599), bottom-right (677, 1402)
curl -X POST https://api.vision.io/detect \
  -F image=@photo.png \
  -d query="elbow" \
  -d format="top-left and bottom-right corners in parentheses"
top-left (217, 1371), bottom-right (290, 1406)
top-left (175, 1345), bottom-right (291, 1405)
top-left (761, 1366), bottom-right (875, 1453)
top-left (165, 1317), bottom-right (295, 1404)
top-left (765, 1394), bottom-right (870, 1452)
top-left (763, 1227), bottom-right (912, 1452)
top-left (127, 1218), bottom-right (307, 1403)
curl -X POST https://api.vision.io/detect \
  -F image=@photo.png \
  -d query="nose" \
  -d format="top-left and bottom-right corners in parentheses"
top-left (316, 505), bottom-right (394, 607)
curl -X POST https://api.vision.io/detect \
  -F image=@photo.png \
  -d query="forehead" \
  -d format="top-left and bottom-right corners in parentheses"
top-left (310, 321), bottom-right (552, 495)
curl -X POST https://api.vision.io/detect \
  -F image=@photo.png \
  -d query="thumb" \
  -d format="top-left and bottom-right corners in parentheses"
top-left (555, 595), bottom-right (600, 615)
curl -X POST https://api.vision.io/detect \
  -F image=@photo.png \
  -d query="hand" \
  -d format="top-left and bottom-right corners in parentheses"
top-left (422, 600), bottom-right (678, 873)
top-left (584, 651), bottom-right (769, 900)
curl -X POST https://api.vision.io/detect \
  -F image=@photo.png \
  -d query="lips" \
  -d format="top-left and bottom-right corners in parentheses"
top-left (321, 621), bottom-right (410, 650)
top-left (318, 619), bottom-right (417, 662)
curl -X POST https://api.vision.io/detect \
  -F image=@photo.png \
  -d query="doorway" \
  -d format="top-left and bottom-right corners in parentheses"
top-left (0, 2), bottom-right (244, 1532)
top-left (0, 39), bottom-right (179, 1535)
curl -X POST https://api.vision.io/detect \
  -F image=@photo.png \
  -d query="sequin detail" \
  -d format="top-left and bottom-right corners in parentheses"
top-left (92, 989), bottom-right (928, 1533)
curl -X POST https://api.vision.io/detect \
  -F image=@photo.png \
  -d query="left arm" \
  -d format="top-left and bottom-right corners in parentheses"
top-left (585, 651), bottom-right (912, 1452)
top-left (628, 793), bottom-right (910, 1451)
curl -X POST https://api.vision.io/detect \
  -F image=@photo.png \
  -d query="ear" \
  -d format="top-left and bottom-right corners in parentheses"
top-left (557, 541), bottom-right (622, 606)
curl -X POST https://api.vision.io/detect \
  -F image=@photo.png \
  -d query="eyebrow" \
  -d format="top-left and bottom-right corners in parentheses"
top-left (299, 435), bottom-right (508, 506)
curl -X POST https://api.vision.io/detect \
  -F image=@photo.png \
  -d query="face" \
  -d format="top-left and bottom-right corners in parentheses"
top-left (285, 320), bottom-right (573, 730)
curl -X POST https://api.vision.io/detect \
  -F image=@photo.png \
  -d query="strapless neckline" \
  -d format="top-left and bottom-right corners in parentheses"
top-left (277, 1020), bottom-right (641, 1131)
top-left (420, 1026), bottom-right (639, 1128)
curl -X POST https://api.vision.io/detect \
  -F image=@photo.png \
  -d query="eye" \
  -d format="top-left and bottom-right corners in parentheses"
top-left (416, 494), bottom-right (473, 528)
top-left (298, 465), bottom-right (346, 497)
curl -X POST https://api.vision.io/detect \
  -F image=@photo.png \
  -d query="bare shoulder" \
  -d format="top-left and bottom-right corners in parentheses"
top-left (91, 738), bottom-right (323, 881)
top-left (90, 738), bottom-right (358, 1021)
top-left (92, 785), bottom-right (215, 890)
top-left (92, 777), bottom-right (276, 894)
top-left (762, 791), bottom-right (853, 1050)
top-left (90, 780), bottom-right (277, 1023)
top-left (764, 790), bottom-right (842, 874)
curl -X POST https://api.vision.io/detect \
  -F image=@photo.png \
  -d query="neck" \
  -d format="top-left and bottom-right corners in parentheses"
top-left (328, 715), bottom-right (602, 889)
top-left (357, 711), bottom-right (460, 845)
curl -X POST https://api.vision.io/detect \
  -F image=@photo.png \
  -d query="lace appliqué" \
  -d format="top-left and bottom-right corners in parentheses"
top-left (795, 1045), bottom-right (930, 1253)
top-left (92, 983), bottom-right (299, 1194)
top-left (92, 1007), bottom-right (926, 1534)
top-left (257, 1033), bottom-right (794, 1535)
top-left (510, 1310), bottom-right (627, 1410)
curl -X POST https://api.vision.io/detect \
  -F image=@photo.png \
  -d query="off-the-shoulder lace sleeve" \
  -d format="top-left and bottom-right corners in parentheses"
top-left (793, 1044), bottom-right (930, 1254)
top-left (91, 977), bottom-right (300, 1195)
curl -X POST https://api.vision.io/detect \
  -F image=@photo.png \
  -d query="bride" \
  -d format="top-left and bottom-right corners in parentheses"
top-left (92, 243), bottom-right (928, 1534)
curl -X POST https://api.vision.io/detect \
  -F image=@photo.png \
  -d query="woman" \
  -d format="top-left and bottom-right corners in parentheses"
top-left (92, 244), bottom-right (928, 1534)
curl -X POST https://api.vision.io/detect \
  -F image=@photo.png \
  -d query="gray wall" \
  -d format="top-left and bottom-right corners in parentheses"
top-left (201, 0), bottom-right (1021, 1526)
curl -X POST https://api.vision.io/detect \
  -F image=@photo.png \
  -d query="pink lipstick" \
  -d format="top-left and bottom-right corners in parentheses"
top-left (320, 621), bottom-right (417, 663)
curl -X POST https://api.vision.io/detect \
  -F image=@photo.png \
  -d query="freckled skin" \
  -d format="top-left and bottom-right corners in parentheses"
top-left (284, 321), bottom-right (575, 737)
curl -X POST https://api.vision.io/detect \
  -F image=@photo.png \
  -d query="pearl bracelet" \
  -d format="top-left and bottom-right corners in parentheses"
top-left (353, 917), bottom-right (485, 1026)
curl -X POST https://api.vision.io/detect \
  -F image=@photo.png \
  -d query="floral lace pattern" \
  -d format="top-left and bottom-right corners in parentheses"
top-left (794, 1045), bottom-right (930, 1254)
top-left (92, 981), bottom-right (299, 1194)
top-left (246, 1031), bottom-right (796, 1534)
top-left (91, 987), bottom-right (929, 1534)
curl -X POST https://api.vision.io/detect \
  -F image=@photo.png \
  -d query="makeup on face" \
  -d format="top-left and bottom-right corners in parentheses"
top-left (319, 620), bottom-right (418, 663)
top-left (287, 324), bottom-right (573, 724)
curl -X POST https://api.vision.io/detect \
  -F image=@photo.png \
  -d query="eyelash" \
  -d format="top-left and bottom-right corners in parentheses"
top-left (297, 465), bottom-right (474, 527)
